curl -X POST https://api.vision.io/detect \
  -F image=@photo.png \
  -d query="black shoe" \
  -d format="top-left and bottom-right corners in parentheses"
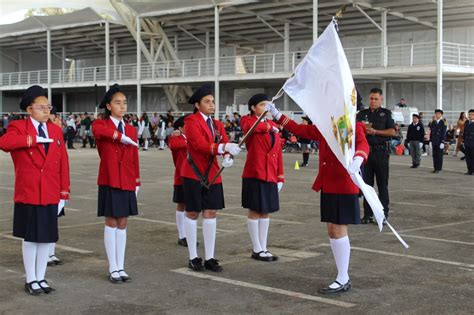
top-left (24, 281), bottom-right (42, 296)
top-left (361, 216), bottom-right (374, 224)
top-left (108, 271), bottom-right (123, 283)
top-left (432, 170), bottom-right (440, 173)
top-left (301, 163), bottom-right (308, 167)
top-left (37, 280), bottom-right (55, 294)
top-left (410, 165), bottom-right (418, 168)
top-left (460, 156), bottom-right (465, 160)
top-left (251, 251), bottom-right (273, 262)
top-left (178, 238), bottom-right (188, 247)
top-left (319, 280), bottom-right (351, 294)
top-left (188, 257), bottom-right (204, 271)
top-left (265, 251), bottom-right (279, 261)
top-left (117, 270), bottom-right (131, 282)
top-left (204, 258), bottom-right (223, 272)
top-left (465, 172), bottom-right (473, 175)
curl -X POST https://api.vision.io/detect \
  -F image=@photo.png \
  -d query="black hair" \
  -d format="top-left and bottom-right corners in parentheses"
top-left (369, 88), bottom-right (383, 96)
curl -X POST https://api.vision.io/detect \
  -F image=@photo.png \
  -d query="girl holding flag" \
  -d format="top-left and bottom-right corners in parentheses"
top-left (241, 94), bottom-right (284, 262)
top-left (265, 102), bottom-right (369, 294)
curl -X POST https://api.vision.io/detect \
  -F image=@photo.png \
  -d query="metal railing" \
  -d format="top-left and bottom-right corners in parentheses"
top-left (1, 42), bottom-right (473, 87)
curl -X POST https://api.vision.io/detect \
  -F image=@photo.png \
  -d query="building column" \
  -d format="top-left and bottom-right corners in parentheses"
top-left (381, 80), bottom-right (387, 108)
top-left (313, 0), bottom-right (318, 42)
top-left (284, 23), bottom-right (290, 111)
top-left (206, 31), bottom-right (210, 75)
top-left (136, 16), bottom-right (142, 116)
top-left (381, 10), bottom-right (387, 67)
top-left (47, 30), bottom-right (52, 101)
top-left (113, 41), bottom-right (118, 81)
top-left (214, 5), bottom-right (220, 118)
top-left (436, 0), bottom-right (443, 110)
top-left (105, 22), bottom-right (110, 90)
top-left (18, 51), bottom-right (22, 72)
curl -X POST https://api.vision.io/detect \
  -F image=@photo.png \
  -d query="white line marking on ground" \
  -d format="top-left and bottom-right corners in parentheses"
top-left (0, 200), bottom-right (13, 204)
top-left (0, 186), bottom-right (14, 190)
top-left (396, 220), bottom-right (474, 233)
top-left (390, 162), bottom-right (462, 173)
top-left (171, 268), bottom-right (356, 308)
top-left (0, 234), bottom-right (93, 254)
top-left (218, 212), bottom-right (303, 225)
top-left (65, 207), bottom-right (82, 212)
top-left (131, 217), bottom-right (235, 234)
top-left (60, 222), bottom-right (104, 229)
top-left (392, 189), bottom-right (468, 197)
top-left (282, 201), bottom-right (318, 206)
top-left (391, 202), bottom-right (436, 208)
top-left (320, 244), bottom-right (474, 269)
top-left (397, 234), bottom-right (474, 246)
top-left (0, 218), bottom-right (11, 222)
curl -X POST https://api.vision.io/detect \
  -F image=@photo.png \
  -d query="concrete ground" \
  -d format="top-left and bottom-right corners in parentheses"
top-left (0, 147), bottom-right (473, 314)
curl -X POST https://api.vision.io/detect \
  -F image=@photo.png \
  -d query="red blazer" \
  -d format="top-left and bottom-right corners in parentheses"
top-left (0, 118), bottom-right (70, 205)
top-left (181, 112), bottom-right (229, 184)
top-left (278, 115), bottom-right (369, 194)
top-left (168, 133), bottom-right (187, 186)
top-left (241, 115), bottom-right (284, 183)
top-left (93, 118), bottom-right (140, 191)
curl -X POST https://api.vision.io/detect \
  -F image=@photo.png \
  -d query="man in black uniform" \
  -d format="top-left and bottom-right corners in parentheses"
top-left (429, 109), bottom-right (447, 173)
top-left (356, 88), bottom-right (395, 223)
top-left (406, 114), bottom-right (425, 168)
top-left (462, 109), bottom-right (474, 175)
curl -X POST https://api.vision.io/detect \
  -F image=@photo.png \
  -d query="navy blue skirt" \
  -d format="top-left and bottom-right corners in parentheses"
top-left (183, 178), bottom-right (224, 212)
top-left (173, 185), bottom-right (185, 204)
top-left (320, 191), bottom-right (360, 225)
top-left (13, 203), bottom-right (59, 243)
top-left (97, 185), bottom-right (138, 218)
top-left (241, 178), bottom-right (279, 213)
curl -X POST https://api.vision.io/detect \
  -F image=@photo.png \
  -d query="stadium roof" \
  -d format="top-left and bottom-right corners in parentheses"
top-left (0, 0), bottom-right (473, 60)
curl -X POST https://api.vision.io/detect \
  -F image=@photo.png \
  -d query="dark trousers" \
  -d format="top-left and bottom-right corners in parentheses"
top-left (67, 128), bottom-right (75, 149)
top-left (465, 146), bottom-right (474, 174)
top-left (432, 145), bottom-right (444, 171)
top-left (363, 149), bottom-right (390, 217)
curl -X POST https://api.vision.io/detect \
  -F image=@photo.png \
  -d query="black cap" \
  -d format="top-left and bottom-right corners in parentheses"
top-left (173, 114), bottom-right (189, 130)
top-left (188, 85), bottom-right (213, 104)
top-left (435, 109), bottom-right (444, 115)
top-left (99, 84), bottom-right (124, 109)
top-left (468, 109), bottom-right (474, 114)
top-left (248, 93), bottom-right (270, 111)
top-left (412, 113), bottom-right (420, 118)
top-left (20, 85), bottom-right (46, 110)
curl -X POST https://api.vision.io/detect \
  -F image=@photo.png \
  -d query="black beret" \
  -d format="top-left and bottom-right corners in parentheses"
top-left (188, 85), bottom-right (213, 104)
top-left (173, 114), bottom-right (189, 130)
top-left (412, 113), bottom-right (420, 118)
top-left (301, 116), bottom-right (313, 125)
top-left (20, 85), bottom-right (46, 110)
top-left (435, 109), bottom-right (444, 115)
top-left (248, 93), bottom-right (270, 111)
top-left (99, 84), bottom-right (124, 109)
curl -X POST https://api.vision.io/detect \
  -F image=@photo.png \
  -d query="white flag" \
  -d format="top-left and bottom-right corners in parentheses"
top-left (276, 20), bottom-right (408, 248)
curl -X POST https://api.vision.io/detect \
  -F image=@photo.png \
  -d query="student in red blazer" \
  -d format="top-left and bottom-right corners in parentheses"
top-left (168, 115), bottom-right (188, 247)
top-left (182, 85), bottom-right (241, 272)
top-left (0, 85), bottom-right (70, 295)
top-left (93, 84), bottom-right (140, 284)
top-left (241, 94), bottom-right (284, 262)
top-left (266, 102), bottom-right (369, 294)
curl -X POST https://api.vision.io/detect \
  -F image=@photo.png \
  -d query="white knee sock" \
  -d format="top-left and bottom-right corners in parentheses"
top-left (116, 228), bottom-right (127, 271)
top-left (176, 211), bottom-right (185, 239)
top-left (159, 139), bottom-right (165, 149)
top-left (329, 236), bottom-right (351, 287)
top-left (22, 241), bottom-right (38, 286)
top-left (144, 139), bottom-right (149, 150)
top-left (48, 243), bottom-right (55, 257)
top-left (247, 219), bottom-right (263, 253)
top-left (202, 218), bottom-right (217, 260)
top-left (258, 218), bottom-right (270, 252)
top-left (36, 243), bottom-right (51, 283)
top-left (184, 217), bottom-right (198, 259)
top-left (104, 226), bottom-right (118, 273)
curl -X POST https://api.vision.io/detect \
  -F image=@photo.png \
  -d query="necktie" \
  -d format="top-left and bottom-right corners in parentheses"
top-left (38, 123), bottom-right (49, 154)
top-left (118, 121), bottom-right (124, 134)
top-left (206, 118), bottom-right (214, 138)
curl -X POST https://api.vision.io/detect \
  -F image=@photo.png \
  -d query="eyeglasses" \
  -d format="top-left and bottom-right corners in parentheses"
top-left (31, 104), bottom-right (53, 111)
